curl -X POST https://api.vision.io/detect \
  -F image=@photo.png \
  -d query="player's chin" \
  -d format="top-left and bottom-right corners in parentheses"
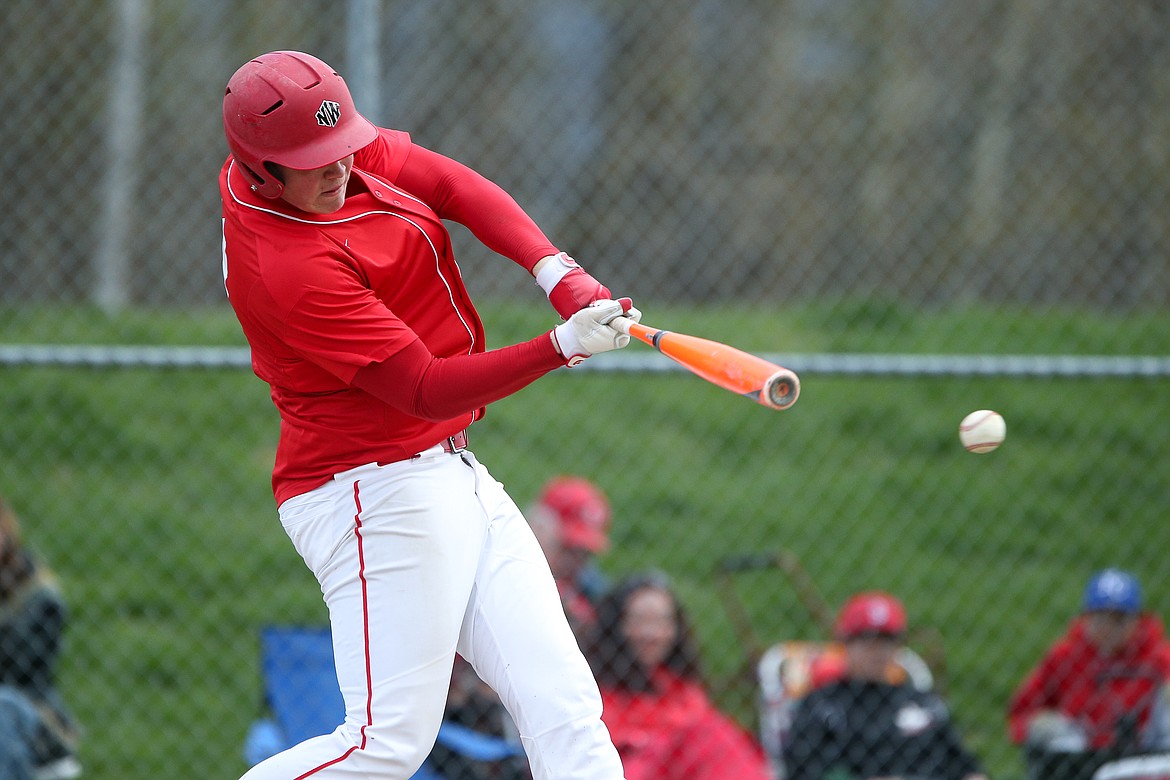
top-left (312, 192), bottom-right (346, 214)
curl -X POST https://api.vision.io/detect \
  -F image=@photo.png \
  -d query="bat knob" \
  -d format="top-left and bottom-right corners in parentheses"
top-left (763, 370), bottom-right (800, 410)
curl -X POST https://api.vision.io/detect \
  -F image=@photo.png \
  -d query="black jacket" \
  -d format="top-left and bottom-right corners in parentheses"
top-left (782, 678), bottom-right (984, 780)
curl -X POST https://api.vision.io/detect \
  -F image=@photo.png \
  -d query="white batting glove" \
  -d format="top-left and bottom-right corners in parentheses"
top-left (551, 298), bottom-right (641, 367)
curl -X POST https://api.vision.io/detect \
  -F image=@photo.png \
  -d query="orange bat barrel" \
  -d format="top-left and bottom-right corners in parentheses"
top-left (614, 319), bottom-right (800, 410)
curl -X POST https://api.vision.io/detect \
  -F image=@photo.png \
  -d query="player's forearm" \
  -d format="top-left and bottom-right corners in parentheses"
top-left (351, 334), bottom-right (565, 421)
top-left (396, 143), bottom-right (557, 271)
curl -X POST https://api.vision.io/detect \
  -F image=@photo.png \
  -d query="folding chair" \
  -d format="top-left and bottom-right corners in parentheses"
top-left (258, 626), bottom-right (345, 749)
top-left (713, 549), bottom-right (950, 779)
top-left (244, 625), bottom-right (524, 780)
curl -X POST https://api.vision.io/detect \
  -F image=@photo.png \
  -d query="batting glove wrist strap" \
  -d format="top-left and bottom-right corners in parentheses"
top-left (536, 253), bottom-right (613, 320)
top-left (534, 252), bottom-right (577, 293)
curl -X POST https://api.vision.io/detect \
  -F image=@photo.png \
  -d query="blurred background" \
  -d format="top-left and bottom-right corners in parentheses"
top-left (1, 1), bottom-right (1168, 778)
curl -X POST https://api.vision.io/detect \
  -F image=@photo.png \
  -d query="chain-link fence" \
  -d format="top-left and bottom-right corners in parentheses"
top-left (2, 2), bottom-right (1169, 779)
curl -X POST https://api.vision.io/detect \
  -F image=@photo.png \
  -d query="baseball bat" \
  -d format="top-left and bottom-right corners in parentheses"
top-left (611, 317), bottom-right (800, 410)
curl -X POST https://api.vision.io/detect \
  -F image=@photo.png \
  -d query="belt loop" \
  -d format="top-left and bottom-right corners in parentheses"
top-left (444, 429), bottom-right (468, 453)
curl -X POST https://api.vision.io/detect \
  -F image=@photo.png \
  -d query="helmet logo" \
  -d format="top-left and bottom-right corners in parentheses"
top-left (867, 601), bottom-right (891, 626)
top-left (315, 100), bottom-right (341, 127)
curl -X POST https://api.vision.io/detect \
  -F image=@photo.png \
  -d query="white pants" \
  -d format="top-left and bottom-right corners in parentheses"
top-left (240, 446), bottom-right (625, 780)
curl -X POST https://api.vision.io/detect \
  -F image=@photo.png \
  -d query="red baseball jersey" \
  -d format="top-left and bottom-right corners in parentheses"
top-left (221, 129), bottom-right (491, 504)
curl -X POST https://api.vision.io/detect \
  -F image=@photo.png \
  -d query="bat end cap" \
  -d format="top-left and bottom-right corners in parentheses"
top-left (763, 370), bottom-right (800, 410)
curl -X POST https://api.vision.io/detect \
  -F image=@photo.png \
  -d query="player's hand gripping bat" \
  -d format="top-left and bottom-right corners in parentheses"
top-left (610, 317), bottom-right (800, 410)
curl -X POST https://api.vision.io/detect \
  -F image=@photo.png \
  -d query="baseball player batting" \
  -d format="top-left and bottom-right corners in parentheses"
top-left (220, 51), bottom-right (635, 780)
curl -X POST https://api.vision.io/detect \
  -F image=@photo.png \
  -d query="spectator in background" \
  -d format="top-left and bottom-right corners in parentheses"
top-left (528, 476), bottom-right (612, 638)
top-left (0, 499), bottom-right (80, 780)
top-left (583, 571), bottom-right (772, 780)
top-left (782, 591), bottom-right (986, 780)
top-left (1008, 569), bottom-right (1170, 780)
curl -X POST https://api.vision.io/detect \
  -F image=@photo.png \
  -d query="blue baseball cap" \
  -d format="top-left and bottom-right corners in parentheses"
top-left (1083, 569), bottom-right (1142, 614)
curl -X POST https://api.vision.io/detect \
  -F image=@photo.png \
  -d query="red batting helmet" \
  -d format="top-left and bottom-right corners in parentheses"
top-left (223, 51), bottom-right (377, 199)
top-left (535, 477), bottom-right (612, 553)
top-left (834, 591), bottom-right (907, 640)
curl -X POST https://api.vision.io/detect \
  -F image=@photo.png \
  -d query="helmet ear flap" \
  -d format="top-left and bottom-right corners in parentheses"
top-left (236, 159), bottom-right (283, 199)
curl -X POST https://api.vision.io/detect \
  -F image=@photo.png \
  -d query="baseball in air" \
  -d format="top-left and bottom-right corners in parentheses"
top-left (959, 410), bottom-right (1006, 454)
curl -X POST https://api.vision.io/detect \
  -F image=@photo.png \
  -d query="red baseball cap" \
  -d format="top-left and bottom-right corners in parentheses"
top-left (834, 591), bottom-right (907, 640)
top-left (535, 477), bottom-right (611, 553)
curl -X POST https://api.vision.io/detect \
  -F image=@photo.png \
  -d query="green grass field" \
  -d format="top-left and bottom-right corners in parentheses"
top-left (1, 301), bottom-right (1167, 779)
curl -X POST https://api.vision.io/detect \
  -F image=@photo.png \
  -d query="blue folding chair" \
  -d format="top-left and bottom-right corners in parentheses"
top-left (244, 625), bottom-right (524, 780)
